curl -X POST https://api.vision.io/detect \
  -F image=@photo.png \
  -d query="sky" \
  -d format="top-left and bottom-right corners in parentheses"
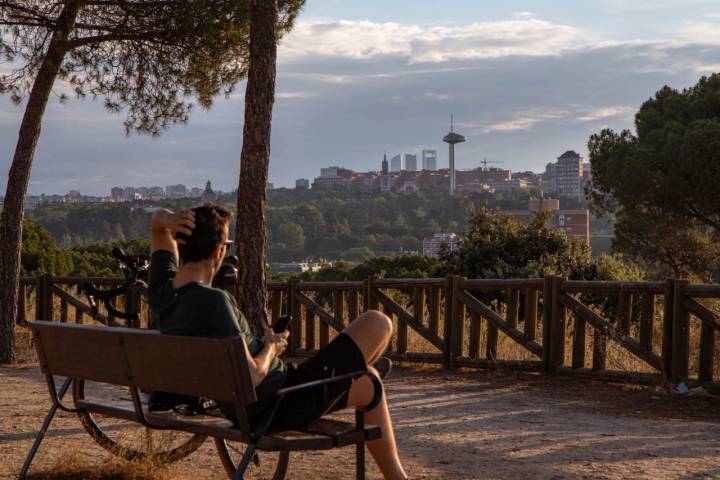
top-left (2, 0), bottom-right (720, 195)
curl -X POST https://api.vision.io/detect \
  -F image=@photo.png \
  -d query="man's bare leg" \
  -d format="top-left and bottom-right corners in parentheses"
top-left (343, 311), bottom-right (407, 480)
top-left (343, 309), bottom-right (392, 364)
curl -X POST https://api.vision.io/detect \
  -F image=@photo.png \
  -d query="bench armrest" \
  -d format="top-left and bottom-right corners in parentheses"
top-left (275, 368), bottom-right (383, 413)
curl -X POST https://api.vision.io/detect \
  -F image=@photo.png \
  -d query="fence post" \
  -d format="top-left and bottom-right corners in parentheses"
top-left (288, 279), bottom-right (300, 356)
top-left (442, 275), bottom-right (454, 370)
top-left (451, 276), bottom-right (465, 366)
top-left (348, 289), bottom-right (360, 321)
top-left (124, 286), bottom-right (140, 328)
top-left (16, 282), bottom-right (27, 326)
top-left (36, 275), bottom-right (53, 321)
top-left (524, 287), bottom-right (538, 341)
top-left (542, 275), bottom-right (553, 372)
top-left (671, 279), bottom-right (689, 382)
top-left (270, 289), bottom-right (282, 324)
top-left (507, 288), bottom-right (520, 329)
top-left (549, 276), bottom-right (565, 372)
top-left (661, 279), bottom-right (674, 383)
top-left (364, 277), bottom-right (379, 311)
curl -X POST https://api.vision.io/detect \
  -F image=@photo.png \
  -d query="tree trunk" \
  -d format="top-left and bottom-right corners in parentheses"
top-left (235, 0), bottom-right (278, 333)
top-left (0, 2), bottom-right (79, 363)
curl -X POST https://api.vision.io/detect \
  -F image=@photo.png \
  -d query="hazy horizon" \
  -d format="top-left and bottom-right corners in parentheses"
top-left (2, 0), bottom-right (719, 196)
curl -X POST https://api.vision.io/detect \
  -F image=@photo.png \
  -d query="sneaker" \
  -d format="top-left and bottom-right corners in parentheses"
top-left (373, 357), bottom-right (392, 380)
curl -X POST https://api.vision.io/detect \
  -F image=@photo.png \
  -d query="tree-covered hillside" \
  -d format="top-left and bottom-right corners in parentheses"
top-left (26, 188), bottom-right (595, 262)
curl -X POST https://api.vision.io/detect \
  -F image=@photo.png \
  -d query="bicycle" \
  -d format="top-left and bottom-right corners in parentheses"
top-left (22, 248), bottom-right (289, 479)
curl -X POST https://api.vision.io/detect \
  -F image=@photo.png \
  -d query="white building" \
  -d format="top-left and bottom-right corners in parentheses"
top-left (320, 166), bottom-right (340, 177)
top-left (556, 150), bottom-right (584, 199)
top-left (422, 149), bottom-right (437, 170)
top-left (166, 184), bottom-right (187, 198)
top-left (404, 154), bottom-right (417, 172)
top-left (390, 154), bottom-right (402, 172)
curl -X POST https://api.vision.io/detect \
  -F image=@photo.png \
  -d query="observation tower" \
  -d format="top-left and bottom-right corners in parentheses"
top-left (443, 115), bottom-right (466, 195)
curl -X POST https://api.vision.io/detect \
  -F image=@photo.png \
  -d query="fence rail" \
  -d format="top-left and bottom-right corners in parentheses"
top-left (16, 275), bottom-right (720, 389)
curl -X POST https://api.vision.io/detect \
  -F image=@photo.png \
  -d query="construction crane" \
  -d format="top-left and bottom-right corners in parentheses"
top-left (480, 157), bottom-right (504, 171)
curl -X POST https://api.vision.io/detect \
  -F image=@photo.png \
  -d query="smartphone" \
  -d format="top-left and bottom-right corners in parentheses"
top-left (272, 315), bottom-right (293, 333)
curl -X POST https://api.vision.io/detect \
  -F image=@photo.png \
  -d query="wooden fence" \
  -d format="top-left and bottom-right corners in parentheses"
top-left (16, 275), bottom-right (720, 390)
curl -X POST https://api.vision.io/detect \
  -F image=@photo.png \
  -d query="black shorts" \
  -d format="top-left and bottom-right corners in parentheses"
top-left (258, 333), bottom-right (367, 432)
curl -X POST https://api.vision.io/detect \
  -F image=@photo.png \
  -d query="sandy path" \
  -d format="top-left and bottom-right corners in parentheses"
top-left (1, 365), bottom-right (719, 479)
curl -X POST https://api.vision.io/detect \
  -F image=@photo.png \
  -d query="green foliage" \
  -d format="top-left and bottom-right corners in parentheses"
top-left (1, 0), bottom-right (305, 135)
top-left (26, 188), bottom-right (605, 267)
top-left (66, 239), bottom-right (150, 276)
top-left (588, 74), bottom-right (720, 280)
top-left (434, 208), bottom-right (593, 279)
top-left (351, 255), bottom-right (438, 279)
top-left (275, 255), bottom-right (438, 283)
top-left (18, 219), bottom-right (149, 277)
top-left (29, 203), bottom-right (152, 246)
top-left (612, 209), bottom-right (720, 280)
top-left (276, 222), bottom-right (305, 251)
top-left (20, 220), bottom-right (71, 276)
top-left (267, 189), bottom-right (478, 261)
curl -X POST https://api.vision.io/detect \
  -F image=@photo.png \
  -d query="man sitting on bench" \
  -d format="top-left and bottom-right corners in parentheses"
top-left (148, 204), bottom-right (408, 480)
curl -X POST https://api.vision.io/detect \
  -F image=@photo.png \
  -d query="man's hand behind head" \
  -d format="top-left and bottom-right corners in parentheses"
top-left (151, 208), bottom-right (196, 254)
top-left (167, 210), bottom-right (196, 245)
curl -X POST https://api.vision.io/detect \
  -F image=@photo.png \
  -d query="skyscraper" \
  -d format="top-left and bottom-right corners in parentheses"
top-left (422, 149), bottom-right (437, 170)
top-left (404, 154), bottom-right (417, 171)
top-left (556, 150), bottom-right (584, 199)
top-left (390, 154), bottom-right (402, 172)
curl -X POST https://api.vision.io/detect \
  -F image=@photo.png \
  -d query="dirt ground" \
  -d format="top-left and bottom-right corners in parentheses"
top-left (2, 364), bottom-right (720, 480)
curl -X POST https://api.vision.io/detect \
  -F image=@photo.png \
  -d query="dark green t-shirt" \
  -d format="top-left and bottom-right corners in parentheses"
top-left (148, 250), bottom-right (286, 417)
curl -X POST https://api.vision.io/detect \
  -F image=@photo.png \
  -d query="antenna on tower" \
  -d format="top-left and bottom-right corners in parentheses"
top-left (450, 114), bottom-right (454, 133)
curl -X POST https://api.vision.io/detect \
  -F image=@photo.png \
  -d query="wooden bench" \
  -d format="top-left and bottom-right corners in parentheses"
top-left (28, 321), bottom-right (383, 479)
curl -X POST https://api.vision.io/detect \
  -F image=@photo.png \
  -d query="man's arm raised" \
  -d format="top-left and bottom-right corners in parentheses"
top-left (151, 208), bottom-right (196, 255)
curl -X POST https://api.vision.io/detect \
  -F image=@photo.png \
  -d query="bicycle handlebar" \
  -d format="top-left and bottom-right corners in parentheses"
top-left (81, 248), bottom-right (149, 323)
top-left (81, 249), bottom-right (237, 324)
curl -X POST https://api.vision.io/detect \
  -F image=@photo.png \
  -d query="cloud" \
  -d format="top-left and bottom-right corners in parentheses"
top-left (604, 0), bottom-right (711, 12)
top-left (577, 106), bottom-right (635, 122)
top-left (679, 20), bottom-right (720, 45)
top-left (6, 12), bottom-right (720, 194)
top-left (423, 92), bottom-right (452, 101)
top-left (276, 91), bottom-right (318, 99)
top-left (279, 18), bottom-right (580, 63)
top-left (483, 110), bottom-right (569, 133)
top-left (512, 12), bottom-right (535, 20)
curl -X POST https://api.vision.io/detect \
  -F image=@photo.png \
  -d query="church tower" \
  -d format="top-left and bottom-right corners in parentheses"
top-left (202, 179), bottom-right (217, 203)
top-left (380, 153), bottom-right (392, 192)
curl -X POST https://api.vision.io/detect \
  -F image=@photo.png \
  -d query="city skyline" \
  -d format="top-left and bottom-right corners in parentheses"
top-left (2, 1), bottom-right (720, 195)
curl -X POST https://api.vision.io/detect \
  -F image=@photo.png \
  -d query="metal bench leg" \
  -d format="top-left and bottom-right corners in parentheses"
top-left (355, 410), bottom-right (365, 480)
top-left (356, 440), bottom-right (365, 480)
top-left (19, 377), bottom-right (73, 480)
top-left (234, 443), bottom-right (257, 480)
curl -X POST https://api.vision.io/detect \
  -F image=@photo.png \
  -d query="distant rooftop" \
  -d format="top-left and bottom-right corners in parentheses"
top-left (559, 150), bottom-right (580, 158)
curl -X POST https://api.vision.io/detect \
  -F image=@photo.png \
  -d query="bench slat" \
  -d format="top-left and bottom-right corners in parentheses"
top-left (123, 332), bottom-right (255, 404)
top-left (77, 399), bottom-right (377, 452)
top-left (32, 322), bottom-right (131, 386)
top-left (304, 418), bottom-right (382, 446)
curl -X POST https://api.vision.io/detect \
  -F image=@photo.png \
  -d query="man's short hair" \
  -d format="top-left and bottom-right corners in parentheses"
top-left (177, 204), bottom-right (233, 263)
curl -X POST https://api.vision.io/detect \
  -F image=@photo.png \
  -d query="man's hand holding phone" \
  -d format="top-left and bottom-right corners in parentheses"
top-left (272, 315), bottom-right (293, 334)
top-left (263, 324), bottom-right (289, 357)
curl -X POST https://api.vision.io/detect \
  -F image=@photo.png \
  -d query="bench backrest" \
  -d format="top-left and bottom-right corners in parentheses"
top-left (30, 321), bottom-right (257, 405)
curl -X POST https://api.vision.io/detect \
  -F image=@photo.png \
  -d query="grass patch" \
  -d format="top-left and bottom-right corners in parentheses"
top-left (26, 453), bottom-right (172, 480)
